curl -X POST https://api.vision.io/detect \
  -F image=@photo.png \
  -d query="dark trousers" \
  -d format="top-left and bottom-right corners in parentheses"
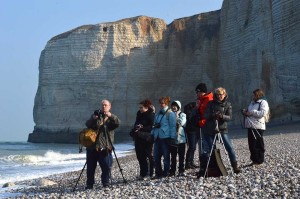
top-left (135, 138), bottom-right (154, 177)
top-left (170, 143), bottom-right (186, 173)
top-left (185, 130), bottom-right (200, 164)
top-left (86, 148), bottom-right (113, 187)
top-left (248, 128), bottom-right (265, 164)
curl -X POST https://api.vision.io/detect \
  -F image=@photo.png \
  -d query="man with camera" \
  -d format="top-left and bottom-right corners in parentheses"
top-left (85, 99), bottom-right (120, 189)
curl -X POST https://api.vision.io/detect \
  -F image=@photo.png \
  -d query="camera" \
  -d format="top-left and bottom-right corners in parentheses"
top-left (135, 124), bottom-right (143, 130)
top-left (241, 109), bottom-right (247, 115)
top-left (94, 109), bottom-right (104, 118)
top-left (152, 123), bottom-right (161, 129)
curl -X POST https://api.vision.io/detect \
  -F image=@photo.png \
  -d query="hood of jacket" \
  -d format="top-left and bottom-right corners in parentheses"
top-left (171, 100), bottom-right (182, 111)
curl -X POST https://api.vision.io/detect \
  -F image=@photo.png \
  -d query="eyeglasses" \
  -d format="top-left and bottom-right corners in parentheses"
top-left (216, 93), bottom-right (224, 96)
top-left (138, 106), bottom-right (144, 109)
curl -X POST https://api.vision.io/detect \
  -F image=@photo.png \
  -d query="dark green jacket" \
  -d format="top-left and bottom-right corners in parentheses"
top-left (85, 113), bottom-right (120, 149)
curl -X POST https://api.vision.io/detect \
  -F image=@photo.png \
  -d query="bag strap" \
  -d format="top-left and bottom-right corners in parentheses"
top-left (258, 101), bottom-right (262, 111)
top-left (154, 108), bottom-right (171, 124)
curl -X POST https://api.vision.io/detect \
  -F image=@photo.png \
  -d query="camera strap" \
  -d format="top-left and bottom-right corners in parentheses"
top-left (154, 108), bottom-right (171, 125)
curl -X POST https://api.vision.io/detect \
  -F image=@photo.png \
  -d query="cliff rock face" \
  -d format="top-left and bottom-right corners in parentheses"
top-left (28, 0), bottom-right (300, 143)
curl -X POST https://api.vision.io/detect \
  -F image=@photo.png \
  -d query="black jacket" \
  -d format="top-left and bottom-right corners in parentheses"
top-left (203, 94), bottom-right (232, 135)
top-left (134, 108), bottom-right (155, 133)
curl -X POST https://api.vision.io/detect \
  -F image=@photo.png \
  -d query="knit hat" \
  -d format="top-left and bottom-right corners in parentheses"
top-left (195, 83), bottom-right (207, 93)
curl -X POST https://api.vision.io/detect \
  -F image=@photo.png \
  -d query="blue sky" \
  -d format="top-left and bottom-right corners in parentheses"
top-left (0, 0), bottom-right (223, 142)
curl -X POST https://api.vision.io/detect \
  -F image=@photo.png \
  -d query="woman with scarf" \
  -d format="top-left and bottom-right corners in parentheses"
top-left (131, 99), bottom-right (155, 180)
top-left (199, 87), bottom-right (241, 177)
top-left (151, 96), bottom-right (176, 178)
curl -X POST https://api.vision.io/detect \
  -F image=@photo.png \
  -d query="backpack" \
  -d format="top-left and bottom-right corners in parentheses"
top-left (79, 128), bottom-right (98, 147)
top-left (184, 102), bottom-right (200, 132)
top-left (258, 100), bottom-right (271, 123)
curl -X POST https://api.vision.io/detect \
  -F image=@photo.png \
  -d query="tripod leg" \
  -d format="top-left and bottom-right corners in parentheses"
top-left (103, 125), bottom-right (127, 184)
top-left (218, 134), bottom-right (233, 174)
top-left (72, 161), bottom-right (87, 192)
top-left (112, 147), bottom-right (127, 183)
top-left (204, 134), bottom-right (217, 178)
top-left (253, 128), bottom-right (261, 138)
top-left (251, 128), bottom-right (257, 140)
top-left (247, 119), bottom-right (261, 139)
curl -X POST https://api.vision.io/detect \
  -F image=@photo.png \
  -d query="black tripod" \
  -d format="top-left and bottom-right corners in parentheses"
top-left (104, 125), bottom-right (127, 184)
top-left (72, 162), bottom-right (87, 192)
top-left (72, 125), bottom-right (127, 192)
top-left (204, 132), bottom-right (232, 178)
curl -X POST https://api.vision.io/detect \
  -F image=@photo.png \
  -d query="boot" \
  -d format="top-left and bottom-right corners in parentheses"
top-left (190, 161), bottom-right (199, 168)
top-left (196, 155), bottom-right (208, 179)
top-left (196, 168), bottom-right (205, 179)
top-left (185, 162), bottom-right (193, 170)
top-left (231, 161), bottom-right (241, 174)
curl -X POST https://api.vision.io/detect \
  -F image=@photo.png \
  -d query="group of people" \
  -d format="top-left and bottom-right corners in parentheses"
top-left (83, 83), bottom-right (270, 189)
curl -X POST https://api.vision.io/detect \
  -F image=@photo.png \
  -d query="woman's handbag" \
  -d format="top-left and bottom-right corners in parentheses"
top-left (136, 131), bottom-right (154, 143)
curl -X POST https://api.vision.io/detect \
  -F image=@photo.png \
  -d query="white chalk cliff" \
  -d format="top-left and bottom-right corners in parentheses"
top-left (28, 0), bottom-right (300, 143)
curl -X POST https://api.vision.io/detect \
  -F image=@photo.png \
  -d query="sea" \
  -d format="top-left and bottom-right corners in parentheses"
top-left (0, 141), bottom-right (134, 198)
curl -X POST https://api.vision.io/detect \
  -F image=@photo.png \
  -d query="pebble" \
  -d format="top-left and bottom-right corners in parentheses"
top-left (3, 129), bottom-right (300, 199)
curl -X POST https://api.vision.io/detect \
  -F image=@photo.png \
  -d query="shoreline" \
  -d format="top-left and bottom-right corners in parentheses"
top-left (2, 123), bottom-right (300, 198)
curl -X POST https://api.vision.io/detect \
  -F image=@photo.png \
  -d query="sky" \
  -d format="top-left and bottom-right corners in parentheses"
top-left (0, 0), bottom-right (223, 142)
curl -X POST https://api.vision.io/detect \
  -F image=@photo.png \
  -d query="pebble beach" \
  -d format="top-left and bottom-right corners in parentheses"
top-left (3, 122), bottom-right (300, 199)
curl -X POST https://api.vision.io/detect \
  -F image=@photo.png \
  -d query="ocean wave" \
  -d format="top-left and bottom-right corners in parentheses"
top-left (0, 147), bottom-right (133, 166)
top-left (0, 150), bottom-right (86, 166)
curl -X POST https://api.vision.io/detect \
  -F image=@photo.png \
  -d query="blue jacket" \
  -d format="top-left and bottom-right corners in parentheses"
top-left (151, 106), bottom-right (176, 140)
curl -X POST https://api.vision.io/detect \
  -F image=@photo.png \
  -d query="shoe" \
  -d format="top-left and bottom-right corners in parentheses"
top-left (231, 161), bottom-right (241, 174)
top-left (178, 172), bottom-right (186, 177)
top-left (191, 162), bottom-right (199, 168)
top-left (168, 171), bottom-right (175, 177)
top-left (253, 162), bottom-right (263, 166)
top-left (103, 184), bottom-right (109, 188)
top-left (196, 169), bottom-right (205, 179)
top-left (85, 185), bottom-right (93, 190)
top-left (137, 175), bottom-right (146, 181)
top-left (151, 175), bottom-right (161, 180)
top-left (185, 162), bottom-right (194, 170)
top-left (250, 162), bottom-right (263, 166)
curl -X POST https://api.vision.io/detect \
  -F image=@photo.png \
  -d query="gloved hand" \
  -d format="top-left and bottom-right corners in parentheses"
top-left (213, 111), bottom-right (223, 120)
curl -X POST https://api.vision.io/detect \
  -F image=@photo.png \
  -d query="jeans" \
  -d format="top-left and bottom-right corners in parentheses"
top-left (202, 132), bottom-right (237, 162)
top-left (86, 148), bottom-right (113, 187)
top-left (185, 130), bottom-right (200, 163)
top-left (154, 138), bottom-right (170, 177)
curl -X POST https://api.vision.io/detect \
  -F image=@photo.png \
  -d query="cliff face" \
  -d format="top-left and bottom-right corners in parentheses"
top-left (218, 0), bottom-right (300, 121)
top-left (28, 0), bottom-right (300, 143)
